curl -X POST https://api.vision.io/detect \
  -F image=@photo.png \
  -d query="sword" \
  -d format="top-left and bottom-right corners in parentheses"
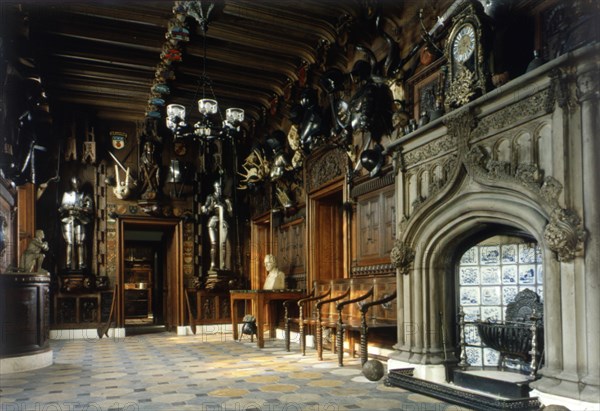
top-left (108, 151), bottom-right (138, 186)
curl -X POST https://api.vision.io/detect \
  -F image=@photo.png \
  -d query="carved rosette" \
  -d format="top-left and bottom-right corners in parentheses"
top-left (390, 239), bottom-right (415, 275)
top-left (544, 208), bottom-right (586, 262)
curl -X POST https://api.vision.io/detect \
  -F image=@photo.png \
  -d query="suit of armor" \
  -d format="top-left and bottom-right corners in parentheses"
top-left (201, 180), bottom-right (232, 270)
top-left (59, 177), bottom-right (93, 270)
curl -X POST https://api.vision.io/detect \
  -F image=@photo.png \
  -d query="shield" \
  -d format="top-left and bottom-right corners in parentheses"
top-left (110, 131), bottom-right (127, 150)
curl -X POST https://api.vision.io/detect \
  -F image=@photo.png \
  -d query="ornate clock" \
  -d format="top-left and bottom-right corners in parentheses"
top-left (444, 1), bottom-right (491, 111)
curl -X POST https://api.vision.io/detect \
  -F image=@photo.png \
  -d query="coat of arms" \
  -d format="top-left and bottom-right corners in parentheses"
top-left (110, 131), bottom-right (127, 150)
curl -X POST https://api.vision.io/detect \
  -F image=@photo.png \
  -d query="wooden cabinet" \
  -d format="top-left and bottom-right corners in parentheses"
top-left (53, 290), bottom-right (113, 328)
top-left (124, 264), bottom-right (152, 318)
top-left (187, 289), bottom-right (231, 324)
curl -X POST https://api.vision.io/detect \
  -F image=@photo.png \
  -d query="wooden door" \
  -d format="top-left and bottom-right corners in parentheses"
top-left (250, 213), bottom-right (270, 289)
top-left (308, 179), bottom-right (346, 286)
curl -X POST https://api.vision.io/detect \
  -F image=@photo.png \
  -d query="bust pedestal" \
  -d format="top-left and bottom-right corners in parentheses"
top-left (0, 272), bottom-right (52, 374)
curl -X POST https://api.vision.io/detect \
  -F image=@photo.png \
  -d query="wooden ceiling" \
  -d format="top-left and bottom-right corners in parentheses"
top-left (13, 1), bottom-right (443, 125)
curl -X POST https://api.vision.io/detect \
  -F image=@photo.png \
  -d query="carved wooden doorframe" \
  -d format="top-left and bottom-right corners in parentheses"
top-left (250, 212), bottom-right (271, 290)
top-left (116, 217), bottom-right (183, 331)
top-left (307, 177), bottom-right (347, 286)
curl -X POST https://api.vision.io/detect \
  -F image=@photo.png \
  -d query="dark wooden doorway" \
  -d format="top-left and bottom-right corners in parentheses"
top-left (307, 179), bottom-right (346, 286)
top-left (117, 217), bottom-right (183, 332)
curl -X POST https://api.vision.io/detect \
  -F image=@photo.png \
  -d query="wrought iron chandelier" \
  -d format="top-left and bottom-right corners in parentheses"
top-left (165, 1), bottom-right (244, 141)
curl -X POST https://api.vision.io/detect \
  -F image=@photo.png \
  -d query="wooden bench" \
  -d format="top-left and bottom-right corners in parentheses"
top-left (335, 276), bottom-right (397, 366)
top-left (284, 276), bottom-right (397, 366)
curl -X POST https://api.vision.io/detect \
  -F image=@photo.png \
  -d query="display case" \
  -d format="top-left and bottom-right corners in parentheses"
top-left (124, 263), bottom-right (152, 318)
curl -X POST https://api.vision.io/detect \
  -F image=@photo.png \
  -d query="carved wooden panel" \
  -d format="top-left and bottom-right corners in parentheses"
top-left (358, 195), bottom-right (380, 259)
top-left (305, 148), bottom-right (347, 193)
top-left (188, 290), bottom-right (231, 325)
top-left (277, 218), bottom-right (306, 289)
top-left (370, 276), bottom-right (397, 322)
top-left (53, 291), bottom-right (109, 327)
top-left (355, 186), bottom-right (395, 265)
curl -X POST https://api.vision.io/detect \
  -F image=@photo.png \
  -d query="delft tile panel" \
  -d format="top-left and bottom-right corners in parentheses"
top-left (481, 287), bottom-right (501, 305)
top-left (480, 246), bottom-right (500, 265)
top-left (519, 265), bottom-right (536, 284)
top-left (519, 243), bottom-right (536, 263)
top-left (502, 286), bottom-right (518, 305)
top-left (460, 247), bottom-right (479, 265)
top-left (483, 347), bottom-right (500, 366)
top-left (466, 347), bottom-right (482, 366)
top-left (459, 241), bottom-right (543, 367)
top-left (502, 265), bottom-right (518, 284)
top-left (501, 244), bottom-right (518, 264)
top-left (481, 306), bottom-right (502, 321)
top-left (481, 266), bottom-right (501, 285)
top-left (460, 287), bottom-right (481, 306)
top-left (465, 325), bottom-right (481, 345)
top-left (463, 307), bottom-right (481, 322)
top-left (537, 286), bottom-right (544, 302)
top-left (460, 267), bottom-right (480, 285)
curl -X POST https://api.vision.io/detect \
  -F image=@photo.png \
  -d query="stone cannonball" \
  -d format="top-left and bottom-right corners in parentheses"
top-left (362, 359), bottom-right (385, 381)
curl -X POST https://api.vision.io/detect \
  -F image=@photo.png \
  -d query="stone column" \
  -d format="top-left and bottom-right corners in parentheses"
top-left (576, 61), bottom-right (600, 402)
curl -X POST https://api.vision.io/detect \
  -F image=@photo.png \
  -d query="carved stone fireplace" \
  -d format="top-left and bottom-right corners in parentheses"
top-left (387, 45), bottom-right (598, 406)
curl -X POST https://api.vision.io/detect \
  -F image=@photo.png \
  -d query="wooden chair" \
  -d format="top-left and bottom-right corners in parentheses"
top-left (283, 284), bottom-right (330, 353)
top-left (315, 280), bottom-right (351, 360)
top-left (335, 276), bottom-right (397, 366)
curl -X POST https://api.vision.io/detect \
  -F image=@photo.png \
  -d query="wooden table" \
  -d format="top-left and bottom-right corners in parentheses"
top-left (230, 289), bottom-right (305, 348)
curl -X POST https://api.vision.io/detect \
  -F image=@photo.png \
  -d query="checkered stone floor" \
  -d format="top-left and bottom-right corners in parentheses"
top-left (0, 329), bottom-right (468, 411)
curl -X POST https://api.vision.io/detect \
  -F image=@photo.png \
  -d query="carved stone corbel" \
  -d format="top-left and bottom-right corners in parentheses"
top-left (444, 108), bottom-right (477, 149)
top-left (576, 66), bottom-right (600, 103)
top-left (543, 208), bottom-right (586, 262)
top-left (547, 66), bottom-right (577, 113)
top-left (390, 239), bottom-right (415, 275)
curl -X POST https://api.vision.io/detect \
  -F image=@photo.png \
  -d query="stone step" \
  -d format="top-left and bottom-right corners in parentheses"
top-left (385, 368), bottom-right (541, 411)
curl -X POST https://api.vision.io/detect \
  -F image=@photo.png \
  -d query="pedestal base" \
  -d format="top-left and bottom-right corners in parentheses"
top-left (0, 348), bottom-right (52, 374)
top-left (205, 269), bottom-right (234, 291)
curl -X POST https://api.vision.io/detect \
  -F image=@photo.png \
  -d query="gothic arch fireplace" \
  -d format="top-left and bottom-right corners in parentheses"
top-left (386, 48), bottom-right (596, 405)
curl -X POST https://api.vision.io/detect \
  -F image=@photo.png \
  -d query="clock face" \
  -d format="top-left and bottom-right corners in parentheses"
top-left (452, 24), bottom-right (476, 63)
